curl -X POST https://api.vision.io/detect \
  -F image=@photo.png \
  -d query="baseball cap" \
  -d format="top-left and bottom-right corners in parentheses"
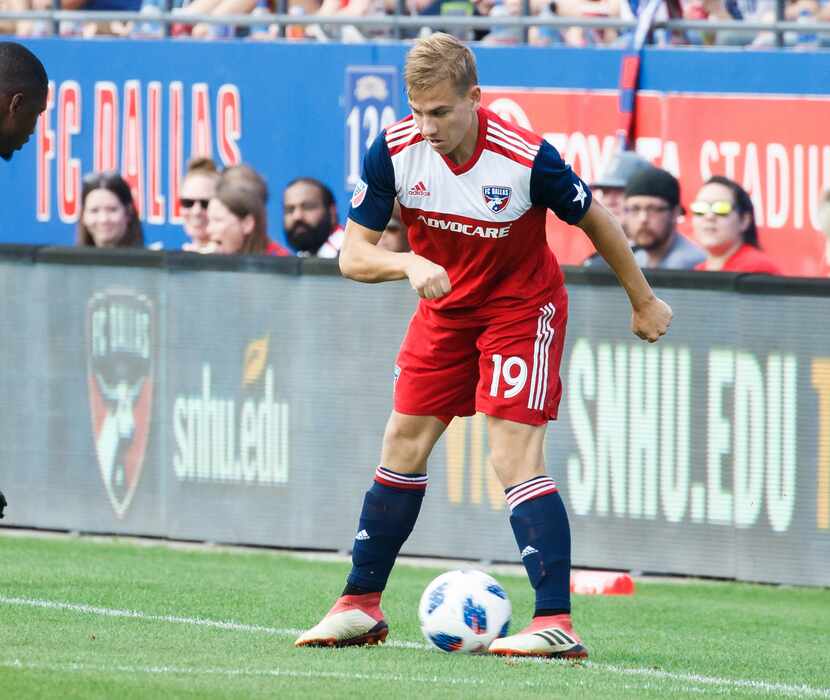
top-left (624, 166), bottom-right (681, 208)
top-left (592, 150), bottom-right (652, 189)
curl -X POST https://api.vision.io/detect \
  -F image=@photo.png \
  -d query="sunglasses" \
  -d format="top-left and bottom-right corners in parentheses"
top-left (180, 197), bottom-right (210, 209)
top-left (690, 200), bottom-right (733, 217)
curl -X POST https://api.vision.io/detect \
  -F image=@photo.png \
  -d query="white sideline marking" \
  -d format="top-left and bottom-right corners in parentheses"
top-left (2, 595), bottom-right (828, 698)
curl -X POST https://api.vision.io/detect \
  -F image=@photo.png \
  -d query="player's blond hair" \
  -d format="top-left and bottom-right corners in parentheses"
top-left (404, 33), bottom-right (478, 98)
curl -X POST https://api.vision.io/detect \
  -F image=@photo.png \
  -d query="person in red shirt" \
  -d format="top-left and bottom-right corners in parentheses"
top-left (692, 176), bottom-right (781, 275)
top-left (206, 169), bottom-right (290, 256)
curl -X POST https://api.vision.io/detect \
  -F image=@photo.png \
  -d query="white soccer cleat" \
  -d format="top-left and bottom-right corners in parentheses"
top-left (294, 593), bottom-right (389, 648)
top-left (488, 615), bottom-right (589, 659)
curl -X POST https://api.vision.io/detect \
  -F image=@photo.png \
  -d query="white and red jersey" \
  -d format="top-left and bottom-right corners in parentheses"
top-left (348, 107), bottom-right (591, 326)
top-left (316, 225), bottom-right (344, 258)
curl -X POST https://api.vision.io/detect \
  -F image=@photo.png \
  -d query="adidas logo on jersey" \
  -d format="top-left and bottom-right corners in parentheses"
top-left (355, 530), bottom-right (371, 541)
top-left (521, 545), bottom-right (539, 558)
top-left (407, 181), bottom-right (430, 197)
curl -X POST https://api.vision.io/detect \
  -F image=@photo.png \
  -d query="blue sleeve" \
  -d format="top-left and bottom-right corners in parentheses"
top-left (529, 140), bottom-right (592, 225)
top-left (347, 131), bottom-right (396, 232)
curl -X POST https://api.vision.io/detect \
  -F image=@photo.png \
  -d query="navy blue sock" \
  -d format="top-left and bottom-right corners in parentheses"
top-left (346, 467), bottom-right (428, 593)
top-left (506, 476), bottom-right (572, 613)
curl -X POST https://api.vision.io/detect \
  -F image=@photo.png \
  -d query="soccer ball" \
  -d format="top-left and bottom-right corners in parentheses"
top-left (418, 569), bottom-right (511, 653)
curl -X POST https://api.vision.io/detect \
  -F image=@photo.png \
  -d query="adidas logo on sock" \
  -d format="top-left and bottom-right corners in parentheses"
top-left (520, 545), bottom-right (539, 558)
top-left (355, 530), bottom-right (370, 541)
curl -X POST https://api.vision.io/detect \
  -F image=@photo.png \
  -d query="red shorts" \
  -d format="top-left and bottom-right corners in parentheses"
top-left (393, 286), bottom-right (568, 426)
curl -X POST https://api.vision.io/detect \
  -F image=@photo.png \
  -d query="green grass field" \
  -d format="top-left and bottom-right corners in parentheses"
top-left (1, 532), bottom-right (828, 699)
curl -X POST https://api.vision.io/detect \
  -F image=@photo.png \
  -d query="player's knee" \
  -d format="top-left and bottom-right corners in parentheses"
top-left (381, 415), bottom-right (433, 470)
top-left (489, 447), bottom-right (544, 488)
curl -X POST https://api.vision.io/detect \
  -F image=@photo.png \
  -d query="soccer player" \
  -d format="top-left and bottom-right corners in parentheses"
top-left (0, 41), bottom-right (47, 162)
top-left (0, 42), bottom-right (46, 522)
top-left (295, 33), bottom-right (672, 659)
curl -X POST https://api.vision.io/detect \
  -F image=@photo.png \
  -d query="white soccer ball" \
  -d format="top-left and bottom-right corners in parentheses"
top-left (418, 569), bottom-right (512, 653)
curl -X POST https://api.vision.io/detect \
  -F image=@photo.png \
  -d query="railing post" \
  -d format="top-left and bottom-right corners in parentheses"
top-left (775, 0), bottom-right (785, 47)
top-left (522, 0), bottom-right (530, 44)
top-left (51, 0), bottom-right (59, 36)
top-left (396, 0), bottom-right (405, 40)
top-left (277, 0), bottom-right (287, 38)
top-left (163, 0), bottom-right (171, 37)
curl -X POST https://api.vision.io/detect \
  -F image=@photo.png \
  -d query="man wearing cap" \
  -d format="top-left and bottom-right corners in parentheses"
top-left (624, 166), bottom-right (706, 270)
top-left (584, 150), bottom-right (652, 268)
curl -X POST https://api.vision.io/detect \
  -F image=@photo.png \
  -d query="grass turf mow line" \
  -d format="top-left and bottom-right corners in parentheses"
top-left (3, 660), bottom-right (827, 698)
top-left (3, 595), bottom-right (828, 699)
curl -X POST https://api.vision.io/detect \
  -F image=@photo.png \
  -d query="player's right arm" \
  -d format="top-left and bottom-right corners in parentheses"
top-left (340, 220), bottom-right (449, 299)
top-left (340, 130), bottom-right (451, 299)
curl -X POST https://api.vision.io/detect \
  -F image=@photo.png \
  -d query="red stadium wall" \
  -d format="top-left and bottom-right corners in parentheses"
top-left (481, 90), bottom-right (830, 277)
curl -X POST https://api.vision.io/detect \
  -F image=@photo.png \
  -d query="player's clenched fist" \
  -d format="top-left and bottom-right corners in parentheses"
top-left (405, 255), bottom-right (452, 299)
top-left (631, 296), bottom-right (673, 343)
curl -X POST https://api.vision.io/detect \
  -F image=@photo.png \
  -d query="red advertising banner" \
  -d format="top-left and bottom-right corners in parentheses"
top-left (482, 89), bottom-right (830, 277)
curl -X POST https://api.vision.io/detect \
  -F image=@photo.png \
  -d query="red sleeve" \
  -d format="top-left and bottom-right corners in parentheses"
top-left (266, 240), bottom-right (292, 257)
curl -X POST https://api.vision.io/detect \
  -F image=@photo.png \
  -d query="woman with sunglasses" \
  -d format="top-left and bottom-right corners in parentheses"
top-left (76, 171), bottom-right (144, 248)
top-left (180, 157), bottom-right (220, 253)
top-left (691, 175), bottom-right (782, 274)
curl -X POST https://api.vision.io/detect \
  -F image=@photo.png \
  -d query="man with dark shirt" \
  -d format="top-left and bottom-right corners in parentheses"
top-left (0, 41), bottom-right (47, 162)
top-left (625, 167), bottom-right (706, 270)
top-left (0, 42), bottom-right (47, 522)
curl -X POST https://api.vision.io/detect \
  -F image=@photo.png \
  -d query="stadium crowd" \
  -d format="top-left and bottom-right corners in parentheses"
top-left (75, 159), bottom-right (407, 258)
top-left (1, 0), bottom-right (830, 48)
top-left (72, 153), bottom-right (829, 275)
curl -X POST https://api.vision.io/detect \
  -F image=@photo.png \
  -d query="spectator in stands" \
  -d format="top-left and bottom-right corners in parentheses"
top-left (180, 157), bottom-right (220, 252)
top-left (224, 162), bottom-right (269, 203)
top-left (592, 150), bottom-right (652, 225)
top-left (308, 0), bottom-right (389, 42)
top-left (583, 150), bottom-right (651, 267)
top-left (76, 172), bottom-right (144, 248)
top-left (177, 0), bottom-right (259, 38)
top-left (556, 0), bottom-right (620, 46)
top-left (206, 169), bottom-right (290, 255)
top-left (623, 166), bottom-right (706, 269)
top-left (691, 175), bottom-right (781, 274)
top-left (282, 177), bottom-right (343, 257)
top-left (14, 0), bottom-right (142, 37)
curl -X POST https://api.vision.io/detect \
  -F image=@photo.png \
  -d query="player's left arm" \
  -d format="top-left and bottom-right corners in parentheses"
top-left (530, 140), bottom-right (671, 343)
top-left (577, 200), bottom-right (672, 342)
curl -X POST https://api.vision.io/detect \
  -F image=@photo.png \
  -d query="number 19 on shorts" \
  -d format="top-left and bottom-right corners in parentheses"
top-left (489, 354), bottom-right (528, 399)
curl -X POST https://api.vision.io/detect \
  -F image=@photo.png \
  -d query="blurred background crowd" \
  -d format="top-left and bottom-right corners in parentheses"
top-left (2, 0), bottom-right (830, 49)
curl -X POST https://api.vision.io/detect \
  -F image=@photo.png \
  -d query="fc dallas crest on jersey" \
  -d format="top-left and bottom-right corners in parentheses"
top-left (87, 290), bottom-right (154, 518)
top-left (482, 185), bottom-right (512, 214)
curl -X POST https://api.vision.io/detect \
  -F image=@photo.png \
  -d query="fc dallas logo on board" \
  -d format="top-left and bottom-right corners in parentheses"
top-left (87, 290), bottom-right (154, 518)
